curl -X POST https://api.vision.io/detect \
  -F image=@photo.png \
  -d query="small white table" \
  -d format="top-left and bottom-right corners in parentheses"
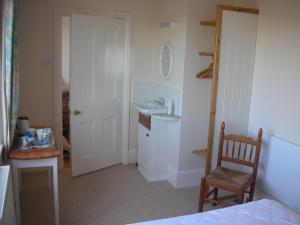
top-left (9, 148), bottom-right (60, 225)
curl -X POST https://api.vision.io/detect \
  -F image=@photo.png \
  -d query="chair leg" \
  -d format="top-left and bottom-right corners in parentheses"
top-left (212, 188), bottom-right (218, 206)
top-left (238, 192), bottom-right (244, 204)
top-left (248, 181), bottom-right (256, 202)
top-left (198, 178), bottom-right (206, 212)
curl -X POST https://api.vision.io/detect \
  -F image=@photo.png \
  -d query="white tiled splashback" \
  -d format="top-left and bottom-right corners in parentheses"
top-left (131, 80), bottom-right (182, 116)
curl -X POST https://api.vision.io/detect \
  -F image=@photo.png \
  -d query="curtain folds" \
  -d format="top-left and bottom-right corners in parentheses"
top-left (1, 0), bottom-right (19, 161)
top-left (10, 0), bottom-right (19, 145)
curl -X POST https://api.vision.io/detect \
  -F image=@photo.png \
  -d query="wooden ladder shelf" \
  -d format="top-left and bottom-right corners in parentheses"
top-left (196, 5), bottom-right (260, 180)
top-left (197, 63), bottom-right (214, 79)
top-left (192, 149), bottom-right (208, 160)
top-left (200, 20), bottom-right (216, 26)
top-left (198, 52), bottom-right (214, 57)
top-left (196, 19), bottom-right (216, 79)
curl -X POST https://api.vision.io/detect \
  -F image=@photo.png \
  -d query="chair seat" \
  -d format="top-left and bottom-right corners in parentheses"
top-left (206, 167), bottom-right (253, 192)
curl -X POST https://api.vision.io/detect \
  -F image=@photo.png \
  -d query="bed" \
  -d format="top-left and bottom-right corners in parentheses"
top-left (129, 199), bottom-right (300, 225)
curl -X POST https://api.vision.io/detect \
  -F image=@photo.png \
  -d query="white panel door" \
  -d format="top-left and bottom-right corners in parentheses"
top-left (70, 13), bottom-right (126, 176)
top-left (212, 10), bottom-right (258, 168)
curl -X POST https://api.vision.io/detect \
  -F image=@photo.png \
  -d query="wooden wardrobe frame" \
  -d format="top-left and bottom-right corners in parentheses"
top-left (205, 5), bottom-right (259, 176)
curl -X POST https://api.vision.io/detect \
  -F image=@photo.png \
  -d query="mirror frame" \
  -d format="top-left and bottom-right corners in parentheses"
top-left (160, 42), bottom-right (174, 80)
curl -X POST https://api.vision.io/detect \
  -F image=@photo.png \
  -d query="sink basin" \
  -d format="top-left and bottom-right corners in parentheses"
top-left (134, 101), bottom-right (167, 115)
top-left (152, 113), bottom-right (181, 121)
top-left (135, 102), bottom-right (161, 110)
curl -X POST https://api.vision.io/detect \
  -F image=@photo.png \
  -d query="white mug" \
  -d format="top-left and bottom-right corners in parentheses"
top-left (36, 129), bottom-right (43, 141)
top-left (20, 136), bottom-right (30, 149)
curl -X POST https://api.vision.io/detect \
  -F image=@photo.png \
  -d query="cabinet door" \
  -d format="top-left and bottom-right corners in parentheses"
top-left (143, 127), bottom-right (151, 171)
top-left (137, 124), bottom-right (151, 171)
top-left (150, 119), bottom-right (174, 176)
top-left (137, 124), bottom-right (143, 165)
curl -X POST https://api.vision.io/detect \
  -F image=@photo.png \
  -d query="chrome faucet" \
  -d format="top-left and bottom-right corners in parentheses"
top-left (155, 97), bottom-right (165, 106)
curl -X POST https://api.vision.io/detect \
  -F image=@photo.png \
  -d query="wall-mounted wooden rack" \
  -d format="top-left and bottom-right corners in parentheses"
top-left (201, 5), bottom-right (260, 179)
top-left (196, 63), bottom-right (213, 79)
top-left (194, 5), bottom-right (260, 204)
top-left (196, 20), bottom-right (216, 79)
top-left (200, 20), bottom-right (216, 26)
top-left (198, 52), bottom-right (214, 57)
top-left (192, 149), bottom-right (207, 160)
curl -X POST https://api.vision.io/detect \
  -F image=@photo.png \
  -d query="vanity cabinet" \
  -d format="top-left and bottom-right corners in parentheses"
top-left (137, 123), bottom-right (151, 177)
top-left (137, 112), bottom-right (180, 183)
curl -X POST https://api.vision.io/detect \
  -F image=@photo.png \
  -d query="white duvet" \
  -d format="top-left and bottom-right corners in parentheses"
top-left (129, 199), bottom-right (300, 225)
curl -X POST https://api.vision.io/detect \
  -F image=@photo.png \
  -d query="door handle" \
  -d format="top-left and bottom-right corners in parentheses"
top-left (73, 109), bottom-right (82, 115)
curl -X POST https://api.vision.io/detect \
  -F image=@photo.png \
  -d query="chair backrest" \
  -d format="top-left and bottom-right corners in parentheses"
top-left (217, 122), bottom-right (263, 176)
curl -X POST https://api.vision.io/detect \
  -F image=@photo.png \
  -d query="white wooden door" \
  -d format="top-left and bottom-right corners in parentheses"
top-left (70, 13), bottom-right (126, 176)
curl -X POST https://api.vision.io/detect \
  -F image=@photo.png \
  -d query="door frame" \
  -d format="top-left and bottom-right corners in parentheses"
top-left (54, 8), bottom-right (132, 169)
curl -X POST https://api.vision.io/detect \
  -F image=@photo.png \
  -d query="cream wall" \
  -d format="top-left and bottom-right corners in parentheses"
top-left (19, 0), bottom-right (157, 126)
top-left (233, 0), bottom-right (257, 8)
top-left (119, 0), bottom-right (260, 180)
top-left (179, 0), bottom-right (217, 172)
top-left (177, 0), bottom-right (255, 172)
top-left (247, 0), bottom-right (300, 203)
top-left (128, 0), bottom-right (188, 154)
top-left (248, 0), bottom-right (300, 146)
top-left (20, 0), bottom-right (283, 183)
top-left (19, 0), bottom-right (189, 155)
top-left (179, 0), bottom-right (300, 189)
top-left (61, 17), bottom-right (70, 92)
top-left (152, 0), bottom-right (188, 89)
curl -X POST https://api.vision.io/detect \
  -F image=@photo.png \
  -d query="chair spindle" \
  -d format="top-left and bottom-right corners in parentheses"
top-left (232, 141), bottom-right (235, 159)
top-left (226, 140), bottom-right (229, 157)
top-left (249, 145), bottom-right (254, 162)
top-left (243, 143), bottom-right (247, 160)
top-left (237, 142), bottom-right (242, 159)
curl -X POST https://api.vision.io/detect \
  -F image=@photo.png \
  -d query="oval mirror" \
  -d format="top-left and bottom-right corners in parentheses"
top-left (160, 42), bottom-right (174, 80)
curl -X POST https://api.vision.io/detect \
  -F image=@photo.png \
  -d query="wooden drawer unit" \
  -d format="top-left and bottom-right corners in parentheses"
top-left (139, 113), bottom-right (151, 130)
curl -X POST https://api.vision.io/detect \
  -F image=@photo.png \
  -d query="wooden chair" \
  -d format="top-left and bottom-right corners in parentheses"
top-left (198, 122), bottom-right (263, 212)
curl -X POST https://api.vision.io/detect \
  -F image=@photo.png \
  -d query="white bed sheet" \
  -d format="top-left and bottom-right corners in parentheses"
top-left (129, 199), bottom-right (300, 225)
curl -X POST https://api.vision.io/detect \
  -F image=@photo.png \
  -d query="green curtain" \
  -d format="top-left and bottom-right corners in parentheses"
top-left (1, 0), bottom-right (19, 161)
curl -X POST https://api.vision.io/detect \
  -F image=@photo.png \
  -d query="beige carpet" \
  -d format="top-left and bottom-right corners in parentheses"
top-left (20, 164), bottom-right (268, 225)
top-left (20, 164), bottom-right (200, 225)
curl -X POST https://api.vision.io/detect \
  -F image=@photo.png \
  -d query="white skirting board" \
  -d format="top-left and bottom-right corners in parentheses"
top-left (138, 164), bottom-right (168, 182)
top-left (168, 166), bottom-right (204, 188)
top-left (261, 136), bottom-right (300, 212)
top-left (138, 164), bottom-right (204, 188)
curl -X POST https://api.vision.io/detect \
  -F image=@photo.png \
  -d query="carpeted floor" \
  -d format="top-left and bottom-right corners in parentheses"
top-left (20, 164), bottom-right (268, 225)
top-left (20, 164), bottom-right (200, 225)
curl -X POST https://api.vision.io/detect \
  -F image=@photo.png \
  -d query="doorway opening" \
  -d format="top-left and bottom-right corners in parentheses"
top-left (55, 9), bottom-right (132, 175)
top-left (61, 16), bottom-right (71, 169)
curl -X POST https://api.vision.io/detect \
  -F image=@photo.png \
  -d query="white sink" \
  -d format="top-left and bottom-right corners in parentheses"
top-left (152, 113), bottom-right (181, 121)
top-left (135, 102), bottom-right (161, 110)
top-left (134, 101), bottom-right (167, 115)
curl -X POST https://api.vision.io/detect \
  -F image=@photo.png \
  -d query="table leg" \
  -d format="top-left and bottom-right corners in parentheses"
top-left (18, 168), bottom-right (22, 193)
top-left (48, 167), bottom-right (52, 190)
top-left (12, 160), bottom-right (22, 225)
top-left (52, 159), bottom-right (59, 225)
